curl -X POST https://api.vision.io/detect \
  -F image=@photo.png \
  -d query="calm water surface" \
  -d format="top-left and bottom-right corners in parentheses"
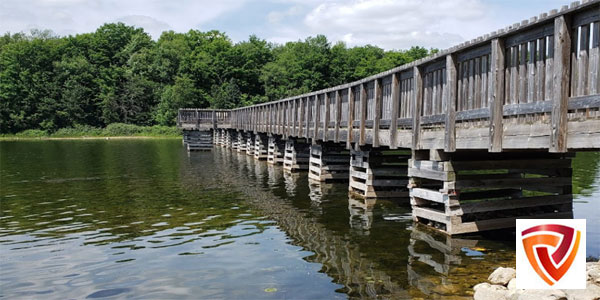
top-left (1, 140), bottom-right (598, 299)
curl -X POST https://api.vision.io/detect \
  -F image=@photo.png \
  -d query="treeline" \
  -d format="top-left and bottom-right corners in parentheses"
top-left (0, 23), bottom-right (435, 134)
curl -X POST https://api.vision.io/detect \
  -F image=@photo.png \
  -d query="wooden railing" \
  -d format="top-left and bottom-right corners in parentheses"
top-left (177, 109), bottom-right (231, 129)
top-left (186, 1), bottom-right (600, 152)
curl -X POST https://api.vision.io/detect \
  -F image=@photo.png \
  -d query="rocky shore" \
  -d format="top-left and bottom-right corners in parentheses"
top-left (473, 262), bottom-right (600, 300)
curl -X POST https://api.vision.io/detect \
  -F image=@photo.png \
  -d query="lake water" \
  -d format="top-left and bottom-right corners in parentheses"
top-left (1, 139), bottom-right (598, 299)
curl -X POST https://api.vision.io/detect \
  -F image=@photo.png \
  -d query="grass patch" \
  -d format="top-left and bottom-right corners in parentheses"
top-left (1, 123), bottom-right (182, 139)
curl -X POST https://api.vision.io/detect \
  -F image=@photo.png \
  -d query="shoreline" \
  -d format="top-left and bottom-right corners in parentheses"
top-left (0, 136), bottom-right (181, 141)
top-left (474, 263), bottom-right (600, 300)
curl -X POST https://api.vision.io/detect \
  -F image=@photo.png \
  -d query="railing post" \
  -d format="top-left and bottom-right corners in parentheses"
top-left (445, 54), bottom-right (458, 152)
top-left (314, 95), bottom-right (320, 142)
top-left (305, 97), bottom-right (310, 138)
top-left (212, 110), bottom-right (216, 130)
top-left (489, 38), bottom-right (506, 152)
top-left (299, 97), bottom-right (305, 138)
top-left (324, 93), bottom-right (330, 142)
top-left (390, 73), bottom-right (400, 149)
top-left (286, 101), bottom-right (291, 138)
top-left (292, 99), bottom-right (297, 136)
top-left (278, 102), bottom-right (283, 135)
top-left (550, 15), bottom-right (572, 153)
top-left (373, 79), bottom-right (382, 147)
top-left (283, 102), bottom-right (287, 138)
top-left (359, 83), bottom-right (367, 146)
top-left (347, 87), bottom-right (355, 149)
top-left (196, 109), bottom-right (200, 129)
top-left (252, 107), bottom-right (255, 132)
top-left (334, 90), bottom-right (341, 143)
top-left (268, 104), bottom-right (273, 134)
top-left (412, 66), bottom-right (423, 150)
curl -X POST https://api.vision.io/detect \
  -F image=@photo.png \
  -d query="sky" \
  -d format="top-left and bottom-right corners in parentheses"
top-left (0, 0), bottom-right (573, 50)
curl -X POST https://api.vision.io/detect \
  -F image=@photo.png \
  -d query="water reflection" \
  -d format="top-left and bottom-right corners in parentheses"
top-left (283, 172), bottom-right (300, 197)
top-left (408, 225), bottom-right (478, 297)
top-left (348, 197), bottom-right (375, 235)
top-left (1, 140), bottom-right (598, 299)
top-left (266, 165), bottom-right (282, 188)
top-left (208, 149), bottom-right (519, 299)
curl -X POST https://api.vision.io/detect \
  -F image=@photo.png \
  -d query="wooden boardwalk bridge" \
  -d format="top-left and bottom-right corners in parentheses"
top-left (177, 0), bottom-right (599, 235)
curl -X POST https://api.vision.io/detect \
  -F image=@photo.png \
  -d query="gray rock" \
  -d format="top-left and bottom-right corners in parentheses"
top-left (508, 289), bottom-right (568, 300)
top-left (507, 278), bottom-right (517, 290)
top-left (588, 262), bottom-right (600, 285)
top-left (474, 282), bottom-right (508, 300)
top-left (563, 281), bottom-right (600, 300)
top-left (489, 267), bottom-right (517, 286)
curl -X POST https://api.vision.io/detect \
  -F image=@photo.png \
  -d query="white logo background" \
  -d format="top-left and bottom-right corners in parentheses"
top-left (516, 219), bottom-right (586, 289)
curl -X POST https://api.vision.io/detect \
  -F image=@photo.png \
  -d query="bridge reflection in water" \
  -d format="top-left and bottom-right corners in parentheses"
top-left (185, 147), bottom-right (517, 299)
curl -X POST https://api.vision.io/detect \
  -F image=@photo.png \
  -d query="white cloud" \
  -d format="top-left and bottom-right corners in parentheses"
top-left (303, 0), bottom-right (489, 50)
top-left (0, 0), bottom-right (249, 39)
top-left (116, 15), bottom-right (172, 39)
top-left (0, 0), bottom-right (578, 51)
top-left (267, 5), bottom-right (302, 24)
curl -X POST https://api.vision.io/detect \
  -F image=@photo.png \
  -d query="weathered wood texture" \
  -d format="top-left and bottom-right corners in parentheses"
top-left (349, 147), bottom-right (411, 199)
top-left (254, 133), bottom-right (269, 160)
top-left (183, 130), bottom-right (213, 151)
top-left (409, 150), bottom-right (573, 235)
top-left (179, 2), bottom-right (600, 152)
top-left (283, 138), bottom-right (311, 172)
top-left (308, 142), bottom-right (351, 182)
top-left (267, 135), bottom-right (286, 165)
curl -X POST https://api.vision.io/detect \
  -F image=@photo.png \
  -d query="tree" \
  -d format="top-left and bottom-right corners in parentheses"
top-left (154, 75), bottom-right (205, 126)
top-left (260, 35), bottom-right (332, 101)
top-left (209, 79), bottom-right (241, 109)
top-left (0, 24), bottom-right (436, 134)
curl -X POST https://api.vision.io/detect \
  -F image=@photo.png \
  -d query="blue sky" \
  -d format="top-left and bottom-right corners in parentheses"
top-left (0, 0), bottom-right (573, 50)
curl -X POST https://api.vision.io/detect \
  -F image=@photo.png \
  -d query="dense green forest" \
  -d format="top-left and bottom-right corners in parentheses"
top-left (0, 23), bottom-right (435, 134)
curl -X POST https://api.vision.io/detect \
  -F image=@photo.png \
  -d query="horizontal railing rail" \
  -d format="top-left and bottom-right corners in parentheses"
top-left (177, 109), bottom-right (231, 129)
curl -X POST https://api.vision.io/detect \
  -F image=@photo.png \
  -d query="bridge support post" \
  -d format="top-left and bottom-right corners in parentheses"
top-left (254, 133), bottom-right (269, 160)
top-left (267, 135), bottom-right (285, 165)
top-left (245, 132), bottom-right (255, 156)
top-left (224, 130), bottom-right (233, 149)
top-left (219, 129), bottom-right (227, 147)
top-left (349, 146), bottom-right (410, 199)
top-left (214, 129), bottom-right (224, 147)
top-left (183, 130), bottom-right (213, 151)
top-left (283, 138), bottom-right (310, 172)
top-left (408, 149), bottom-right (574, 235)
top-left (308, 142), bottom-right (350, 182)
top-left (235, 131), bottom-right (245, 152)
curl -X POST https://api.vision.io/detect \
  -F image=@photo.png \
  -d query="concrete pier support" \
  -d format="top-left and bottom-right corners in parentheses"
top-left (283, 138), bottom-right (310, 172)
top-left (254, 133), bottom-right (269, 160)
top-left (183, 130), bottom-right (213, 151)
top-left (267, 135), bottom-right (285, 165)
top-left (349, 147), bottom-right (410, 199)
top-left (408, 150), bottom-right (574, 235)
top-left (308, 142), bottom-right (350, 182)
top-left (245, 132), bottom-right (255, 156)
